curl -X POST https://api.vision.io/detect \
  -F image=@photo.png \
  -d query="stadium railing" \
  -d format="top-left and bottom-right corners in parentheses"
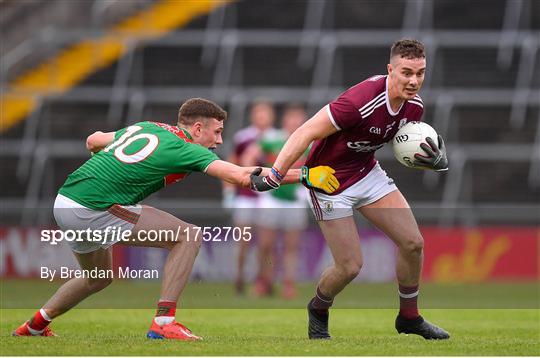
top-left (1, 0), bottom-right (539, 225)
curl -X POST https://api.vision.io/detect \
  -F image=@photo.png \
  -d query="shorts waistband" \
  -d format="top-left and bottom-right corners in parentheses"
top-left (55, 194), bottom-right (89, 209)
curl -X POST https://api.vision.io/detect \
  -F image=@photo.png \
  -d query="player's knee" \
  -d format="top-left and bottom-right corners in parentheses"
top-left (339, 259), bottom-right (363, 281)
top-left (86, 277), bottom-right (113, 293)
top-left (163, 225), bottom-right (202, 251)
top-left (402, 235), bottom-right (424, 254)
top-left (162, 240), bottom-right (178, 250)
top-left (185, 225), bottom-right (202, 250)
top-left (192, 237), bottom-right (203, 256)
top-left (194, 235), bottom-right (202, 250)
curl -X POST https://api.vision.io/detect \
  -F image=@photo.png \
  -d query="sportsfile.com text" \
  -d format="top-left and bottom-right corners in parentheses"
top-left (40, 226), bottom-right (253, 245)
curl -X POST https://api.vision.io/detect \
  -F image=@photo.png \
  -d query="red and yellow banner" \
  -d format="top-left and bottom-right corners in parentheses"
top-left (422, 227), bottom-right (539, 282)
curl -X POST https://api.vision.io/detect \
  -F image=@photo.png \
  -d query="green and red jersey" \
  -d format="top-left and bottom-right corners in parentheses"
top-left (59, 121), bottom-right (219, 209)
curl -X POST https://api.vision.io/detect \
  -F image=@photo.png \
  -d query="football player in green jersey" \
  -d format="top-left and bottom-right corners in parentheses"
top-left (13, 98), bottom-right (340, 340)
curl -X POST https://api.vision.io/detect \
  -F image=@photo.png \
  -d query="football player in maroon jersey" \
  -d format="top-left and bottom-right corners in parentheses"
top-left (251, 39), bottom-right (449, 340)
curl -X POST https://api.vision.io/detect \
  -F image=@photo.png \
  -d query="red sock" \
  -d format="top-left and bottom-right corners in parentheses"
top-left (28, 309), bottom-right (51, 333)
top-left (154, 301), bottom-right (176, 325)
top-left (311, 286), bottom-right (333, 310)
top-left (398, 284), bottom-right (419, 319)
top-left (156, 300), bottom-right (176, 316)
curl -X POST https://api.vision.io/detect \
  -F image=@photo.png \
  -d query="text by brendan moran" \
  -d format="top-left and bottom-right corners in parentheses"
top-left (40, 266), bottom-right (159, 281)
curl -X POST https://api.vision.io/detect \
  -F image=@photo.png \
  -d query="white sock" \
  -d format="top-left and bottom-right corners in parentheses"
top-left (27, 326), bottom-right (44, 335)
top-left (154, 316), bottom-right (175, 326)
top-left (40, 308), bottom-right (52, 321)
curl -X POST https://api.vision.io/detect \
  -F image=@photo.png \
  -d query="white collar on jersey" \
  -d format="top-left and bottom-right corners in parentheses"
top-left (385, 75), bottom-right (404, 116)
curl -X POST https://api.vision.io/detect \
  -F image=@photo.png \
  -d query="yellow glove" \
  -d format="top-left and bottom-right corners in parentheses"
top-left (300, 166), bottom-right (340, 194)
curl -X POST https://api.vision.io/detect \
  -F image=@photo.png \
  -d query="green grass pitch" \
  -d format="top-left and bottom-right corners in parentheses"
top-left (1, 281), bottom-right (538, 355)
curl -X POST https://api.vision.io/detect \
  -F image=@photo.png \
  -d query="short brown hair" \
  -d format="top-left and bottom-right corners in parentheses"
top-left (390, 39), bottom-right (425, 61)
top-left (178, 98), bottom-right (227, 126)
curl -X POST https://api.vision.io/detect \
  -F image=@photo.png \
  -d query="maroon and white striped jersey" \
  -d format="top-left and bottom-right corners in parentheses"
top-left (305, 75), bottom-right (424, 195)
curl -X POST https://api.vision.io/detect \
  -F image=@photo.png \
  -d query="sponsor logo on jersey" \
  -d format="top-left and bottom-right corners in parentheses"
top-left (346, 141), bottom-right (385, 153)
top-left (369, 126), bottom-right (381, 135)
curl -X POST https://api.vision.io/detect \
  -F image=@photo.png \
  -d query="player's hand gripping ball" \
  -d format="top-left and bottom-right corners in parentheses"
top-left (392, 122), bottom-right (448, 171)
top-left (413, 135), bottom-right (448, 171)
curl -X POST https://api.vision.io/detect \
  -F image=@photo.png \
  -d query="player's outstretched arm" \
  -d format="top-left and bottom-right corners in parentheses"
top-left (206, 160), bottom-right (303, 188)
top-left (86, 131), bottom-right (115, 153)
top-left (249, 107), bottom-right (339, 192)
top-left (206, 160), bottom-right (266, 188)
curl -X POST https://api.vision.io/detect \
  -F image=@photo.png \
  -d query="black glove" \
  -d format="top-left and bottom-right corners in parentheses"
top-left (414, 135), bottom-right (449, 171)
top-left (250, 167), bottom-right (280, 192)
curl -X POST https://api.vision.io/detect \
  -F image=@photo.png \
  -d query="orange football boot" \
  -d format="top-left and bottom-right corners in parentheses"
top-left (147, 320), bottom-right (201, 340)
top-left (12, 321), bottom-right (56, 337)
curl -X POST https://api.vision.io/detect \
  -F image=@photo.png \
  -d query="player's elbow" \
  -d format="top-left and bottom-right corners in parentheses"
top-left (86, 131), bottom-right (103, 152)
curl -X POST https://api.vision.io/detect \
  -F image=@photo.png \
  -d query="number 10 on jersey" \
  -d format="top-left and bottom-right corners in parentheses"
top-left (104, 125), bottom-right (159, 163)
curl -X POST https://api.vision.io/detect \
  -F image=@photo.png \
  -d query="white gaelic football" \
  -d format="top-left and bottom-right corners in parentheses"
top-left (392, 121), bottom-right (438, 168)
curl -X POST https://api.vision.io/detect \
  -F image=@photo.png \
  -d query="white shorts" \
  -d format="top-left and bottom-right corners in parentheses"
top-left (231, 195), bottom-right (260, 225)
top-left (53, 194), bottom-right (142, 254)
top-left (257, 193), bottom-right (308, 230)
top-left (307, 163), bottom-right (397, 221)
